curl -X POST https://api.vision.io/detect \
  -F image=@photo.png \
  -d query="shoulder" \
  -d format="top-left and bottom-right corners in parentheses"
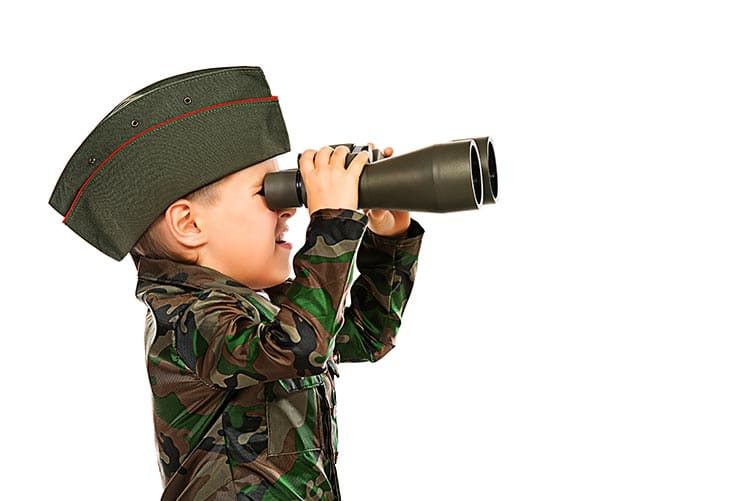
top-left (181, 288), bottom-right (263, 335)
top-left (142, 284), bottom-right (261, 331)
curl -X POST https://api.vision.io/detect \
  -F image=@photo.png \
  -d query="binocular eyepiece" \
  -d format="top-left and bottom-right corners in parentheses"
top-left (262, 136), bottom-right (498, 213)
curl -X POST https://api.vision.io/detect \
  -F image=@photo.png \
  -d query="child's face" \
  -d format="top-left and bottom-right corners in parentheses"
top-left (197, 158), bottom-right (296, 289)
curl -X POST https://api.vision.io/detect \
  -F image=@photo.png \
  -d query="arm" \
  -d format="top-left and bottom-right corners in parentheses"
top-left (333, 144), bottom-right (424, 362)
top-left (180, 209), bottom-right (368, 389)
top-left (334, 219), bottom-right (424, 362)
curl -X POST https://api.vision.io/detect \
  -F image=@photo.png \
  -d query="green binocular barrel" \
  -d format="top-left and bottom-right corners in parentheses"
top-left (263, 139), bottom-right (493, 213)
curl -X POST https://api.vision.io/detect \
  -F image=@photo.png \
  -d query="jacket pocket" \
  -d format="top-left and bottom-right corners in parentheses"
top-left (266, 374), bottom-right (325, 456)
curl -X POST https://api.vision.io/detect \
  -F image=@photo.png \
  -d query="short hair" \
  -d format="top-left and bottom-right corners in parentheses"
top-left (130, 182), bottom-right (218, 264)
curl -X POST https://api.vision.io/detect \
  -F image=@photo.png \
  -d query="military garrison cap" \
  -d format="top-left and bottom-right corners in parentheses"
top-left (49, 66), bottom-right (290, 261)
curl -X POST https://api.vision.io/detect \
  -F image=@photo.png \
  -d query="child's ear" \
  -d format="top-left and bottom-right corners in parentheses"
top-left (164, 199), bottom-right (208, 249)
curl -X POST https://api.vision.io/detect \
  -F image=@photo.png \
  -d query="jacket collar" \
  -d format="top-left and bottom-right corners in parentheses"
top-left (134, 256), bottom-right (280, 319)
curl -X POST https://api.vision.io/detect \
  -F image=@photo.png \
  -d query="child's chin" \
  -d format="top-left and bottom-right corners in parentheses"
top-left (270, 267), bottom-right (292, 286)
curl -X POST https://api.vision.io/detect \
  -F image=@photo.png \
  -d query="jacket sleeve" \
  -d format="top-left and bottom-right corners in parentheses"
top-left (333, 219), bottom-right (425, 362)
top-left (177, 209), bottom-right (367, 390)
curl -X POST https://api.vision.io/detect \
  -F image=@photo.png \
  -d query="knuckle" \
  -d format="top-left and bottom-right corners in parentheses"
top-left (299, 154), bottom-right (314, 168)
top-left (299, 151), bottom-right (314, 166)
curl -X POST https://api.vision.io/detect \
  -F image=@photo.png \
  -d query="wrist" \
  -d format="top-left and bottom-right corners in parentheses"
top-left (369, 221), bottom-right (411, 239)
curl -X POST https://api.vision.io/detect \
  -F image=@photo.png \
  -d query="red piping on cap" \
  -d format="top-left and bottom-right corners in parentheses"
top-left (63, 96), bottom-right (279, 222)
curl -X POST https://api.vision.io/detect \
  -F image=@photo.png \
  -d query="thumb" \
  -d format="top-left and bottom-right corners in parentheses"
top-left (367, 209), bottom-right (388, 220)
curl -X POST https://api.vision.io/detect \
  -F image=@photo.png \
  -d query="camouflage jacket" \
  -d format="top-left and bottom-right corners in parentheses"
top-left (135, 209), bottom-right (424, 500)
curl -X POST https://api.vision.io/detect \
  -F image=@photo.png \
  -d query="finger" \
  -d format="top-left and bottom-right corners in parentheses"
top-left (368, 208), bottom-right (388, 219)
top-left (346, 150), bottom-right (370, 179)
top-left (313, 146), bottom-right (335, 170)
top-left (383, 146), bottom-right (394, 158)
top-left (368, 142), bottom-right (385, 159)
top-left (298, 149), bottom-right (317, 173)
top-left (330, 145), bottom-right (350, 169)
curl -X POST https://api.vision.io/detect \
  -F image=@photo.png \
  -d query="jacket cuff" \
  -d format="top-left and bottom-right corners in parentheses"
top-left (309, 208), bottom-right (368, 225)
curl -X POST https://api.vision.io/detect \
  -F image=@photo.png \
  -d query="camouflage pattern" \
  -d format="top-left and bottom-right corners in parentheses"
top-left (135, 208), bottom-right (424, 500)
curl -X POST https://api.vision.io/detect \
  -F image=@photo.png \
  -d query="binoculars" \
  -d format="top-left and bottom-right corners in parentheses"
top-left (262, 137), bottom-right (498, 213)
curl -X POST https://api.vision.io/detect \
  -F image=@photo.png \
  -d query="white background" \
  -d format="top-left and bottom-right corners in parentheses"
top-left (2, 1), bottom-right (749, 499)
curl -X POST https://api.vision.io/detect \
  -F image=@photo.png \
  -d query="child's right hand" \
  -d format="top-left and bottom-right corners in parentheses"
top-left (299, 145), bottom-right (369, 215)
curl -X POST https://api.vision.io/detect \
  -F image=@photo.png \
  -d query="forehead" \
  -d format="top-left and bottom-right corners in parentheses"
top-left (223, 158), bottom-right (279, 185)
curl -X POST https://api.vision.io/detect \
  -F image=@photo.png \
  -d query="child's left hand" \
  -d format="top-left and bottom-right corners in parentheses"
top-left (364, 145), bottom-right (411, 238)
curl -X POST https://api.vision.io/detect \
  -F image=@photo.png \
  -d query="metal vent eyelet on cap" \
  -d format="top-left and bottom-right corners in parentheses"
top-left (183, 96), bottom-right (192, 105)
top-left (88, 157), bottom-right (96, 165)
top-left (131, 119), bottom-right (139, 127)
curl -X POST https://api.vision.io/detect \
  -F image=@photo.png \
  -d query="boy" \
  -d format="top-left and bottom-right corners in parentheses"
top-left (49, 66), bottom-right (424, 500)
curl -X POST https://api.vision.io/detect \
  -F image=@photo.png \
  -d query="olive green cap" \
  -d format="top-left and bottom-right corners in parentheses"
top-left (49, 66), bottom-right (290, 261)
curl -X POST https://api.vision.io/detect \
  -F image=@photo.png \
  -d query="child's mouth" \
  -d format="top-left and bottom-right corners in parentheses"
top-left (275, 232), bottom-right (291, 248)
top-left (275, 227), bottom-right (291, 248)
